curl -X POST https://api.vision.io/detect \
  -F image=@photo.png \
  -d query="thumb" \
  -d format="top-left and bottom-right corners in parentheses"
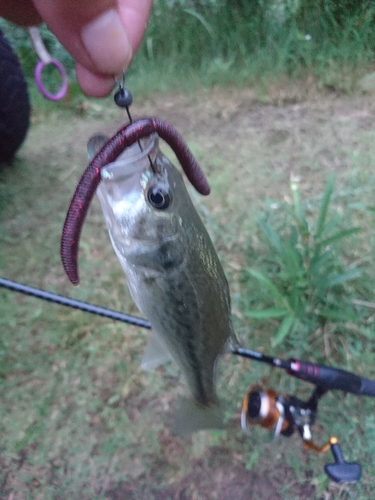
top-left (32, 0), bottom-right (152, 96)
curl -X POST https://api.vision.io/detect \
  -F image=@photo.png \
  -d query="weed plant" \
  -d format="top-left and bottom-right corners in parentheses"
top-left (1, 14), bottom-right (375, 495)
top-left (240, 175), bottom-right (370, 355)
top-left (131, 0), bottom-right (375, 92)
top-left (1, 1), bottom-right (375, 95)
top-left (1, 95), bottom-right (375, 498)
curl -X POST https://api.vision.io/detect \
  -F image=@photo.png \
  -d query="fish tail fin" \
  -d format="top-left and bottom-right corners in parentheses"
top-left (172, 398), bottom-right (225, 437)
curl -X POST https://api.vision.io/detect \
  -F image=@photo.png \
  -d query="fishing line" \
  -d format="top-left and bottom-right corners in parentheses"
top-left (2, 66), bottom-right (372, 484)
top-left (113, 72), bottom-right (156, 173)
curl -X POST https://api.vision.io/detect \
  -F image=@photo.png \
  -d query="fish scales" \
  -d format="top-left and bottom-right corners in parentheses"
top-left (91, 132), bottom-right (238, 432)
top-left (139, 238), bottom-right (231, 407)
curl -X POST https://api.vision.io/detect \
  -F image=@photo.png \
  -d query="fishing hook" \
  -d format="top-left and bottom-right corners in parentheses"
top-left (61, 117), bottom-right (210, 285)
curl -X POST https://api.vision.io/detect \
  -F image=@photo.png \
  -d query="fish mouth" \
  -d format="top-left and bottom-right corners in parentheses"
top-left (101, 134), bottom-right (158, 182)
top-left (61, 117), bottom-right (210, 285)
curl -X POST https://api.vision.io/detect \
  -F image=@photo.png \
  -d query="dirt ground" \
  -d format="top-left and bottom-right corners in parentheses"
top-left (2, 83), bottom-right (375, 499)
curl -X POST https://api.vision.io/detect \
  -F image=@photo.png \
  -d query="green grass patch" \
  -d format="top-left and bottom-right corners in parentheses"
top-left (240, 174), bottom-right (368, 350)
top-left (1, 85), bottom-right (375, 498)
top-left (2, 1), bottom-right (375, 97)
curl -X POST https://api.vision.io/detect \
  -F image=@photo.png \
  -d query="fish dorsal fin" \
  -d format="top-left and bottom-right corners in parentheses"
top-left (87, 134), bottom-right (109, 161)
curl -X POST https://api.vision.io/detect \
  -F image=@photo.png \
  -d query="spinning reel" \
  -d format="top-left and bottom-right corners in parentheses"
top-left (233, 348), bottom-right (375, 484)
top-left (1, 64), bottom-right (373, 491)
top-left (241, 385), bottom-right (361, 484)
top-left (1, 276), bottom-right (374, 485)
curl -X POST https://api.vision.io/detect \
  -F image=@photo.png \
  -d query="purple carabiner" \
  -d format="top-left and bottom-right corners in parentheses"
top-left (29, 27), bottom-right (69, 101)
top-left (34, 59), bottom-right (68, 101)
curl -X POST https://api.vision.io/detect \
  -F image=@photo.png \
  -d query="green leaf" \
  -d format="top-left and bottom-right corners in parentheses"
top-left (318, 309), bottom-right (357, 321)
top-left (309, 249), bottom-right (333, 275)
top-left (315, 173), bottom-right (334, 240)
top-left (258, 218), bottom-right (283, 253)
top-left (312, 473), bottom-right (330, 498)
top-left (272, 314), bottom-right (295, 346)
top-left (325, 267), bottom-right (361, 287)
top-left (319, 215), bottom-right (341, 239)
top-left (247, 269), bottom-right (290, 308)
top-left (107, 394), bottom-right (120, 406)
top-left (349, 202), bottom-right (370, 211)
top-left (358, 326), bottom-right (375, 340)
top-left (320, 227), bottom-right (361, 247)
top-left (280, 239), bottom-right (303, 275)
top-left (184, 8), bottom-right (214, 37)
top-left (259, 219), bottom-right (304, 276)
top-left (245, 308), bottom-right (289, 319)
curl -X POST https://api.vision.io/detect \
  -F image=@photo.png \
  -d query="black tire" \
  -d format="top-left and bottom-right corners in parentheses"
top-left (0, 29), bottom-right (30, 162)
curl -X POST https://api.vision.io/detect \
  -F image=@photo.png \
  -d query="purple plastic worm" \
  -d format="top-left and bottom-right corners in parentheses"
top-left (61, 117), bottom-right (210, 285)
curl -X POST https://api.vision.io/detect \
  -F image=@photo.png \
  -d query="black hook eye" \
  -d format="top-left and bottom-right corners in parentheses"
top-left (147, 187), bottom-right (170, 210)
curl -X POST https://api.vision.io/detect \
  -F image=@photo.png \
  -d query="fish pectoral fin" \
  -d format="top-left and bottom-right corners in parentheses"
top-left (224, 331), bottom-right (241, 353)
top-left (87, 134), bottom-right (109, 160)
top-left (171, 398), bottom-right (224, 438)
top-left (141, 332), bottom-right (173, 371)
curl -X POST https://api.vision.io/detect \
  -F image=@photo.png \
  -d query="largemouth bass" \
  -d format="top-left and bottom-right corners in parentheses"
top-left (71, 123), bottom-right (239, 435)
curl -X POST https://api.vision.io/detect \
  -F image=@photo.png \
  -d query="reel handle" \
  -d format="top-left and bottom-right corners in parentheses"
top-left (324, 440), bottom-right (362, 484)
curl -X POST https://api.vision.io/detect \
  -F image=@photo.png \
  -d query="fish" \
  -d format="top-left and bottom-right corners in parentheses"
top-left (65, 120), bottom-right (239, 435)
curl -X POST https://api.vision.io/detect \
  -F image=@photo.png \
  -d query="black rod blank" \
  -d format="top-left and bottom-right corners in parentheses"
top-left (3, 277), bottom-right (375, 398)
top-left (0, 277), bottom-right (151, 330)
top-left (233, 347), bottom-right (375, 397)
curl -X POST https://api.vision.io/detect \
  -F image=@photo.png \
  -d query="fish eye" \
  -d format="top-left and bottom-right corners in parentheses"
top-left (147, 187), bottom-right (170, 210)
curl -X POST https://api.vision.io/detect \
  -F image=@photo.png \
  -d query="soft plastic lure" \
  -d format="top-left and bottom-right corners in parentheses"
top-left (61, 117), bottom-right (210, 285)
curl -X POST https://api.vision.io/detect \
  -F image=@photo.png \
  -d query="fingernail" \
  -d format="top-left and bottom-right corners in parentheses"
top-left (81, 9), bottom-right (132, 74)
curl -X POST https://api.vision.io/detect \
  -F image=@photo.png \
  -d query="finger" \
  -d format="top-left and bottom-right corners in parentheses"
top-left (32, 0), bottom-right (152, 77)
top-left (118, 0), bottom-right (153, 53)
top-left (0, 0), bottom-right (42, 26)
top-left (76, 63), bottom-right (115, 98)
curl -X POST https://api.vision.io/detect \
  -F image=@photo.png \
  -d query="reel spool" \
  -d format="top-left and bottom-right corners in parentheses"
top-left (240, 385), bottom-right (361, 484)
top-left (241, 387), bottom-right (293, 437)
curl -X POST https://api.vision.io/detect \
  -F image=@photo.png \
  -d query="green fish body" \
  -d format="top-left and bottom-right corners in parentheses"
top-left (89, 133), bottom-right (238, 434)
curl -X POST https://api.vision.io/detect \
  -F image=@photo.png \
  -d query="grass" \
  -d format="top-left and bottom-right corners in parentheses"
top-left (1, 4), bottom-right (375, 498)
top-left (1, 85), bottom-right (375, 498)
top-left (2, 8), bottom-right (375, 486)
top-left (240, 174), bottom-right (368, 350)
top-left (2, 1), bottom-right (375, 98)
top-left (131, 0), bottom-right (375, 89)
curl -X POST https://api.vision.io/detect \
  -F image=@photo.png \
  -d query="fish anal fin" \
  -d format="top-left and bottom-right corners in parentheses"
top-left (141, 332), bottom-right (172, 371)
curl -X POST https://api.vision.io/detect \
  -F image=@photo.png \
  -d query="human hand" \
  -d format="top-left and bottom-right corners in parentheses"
top-left (0, 0), bottom-right (153, 97)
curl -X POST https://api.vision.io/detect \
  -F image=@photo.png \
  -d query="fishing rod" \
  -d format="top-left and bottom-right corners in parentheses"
top-left (232, 347), bottom-right (375, 397)
top-left (0, 277), bottom-right (151, 329)
top-left (2, 276), bottom-right (375, 483)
